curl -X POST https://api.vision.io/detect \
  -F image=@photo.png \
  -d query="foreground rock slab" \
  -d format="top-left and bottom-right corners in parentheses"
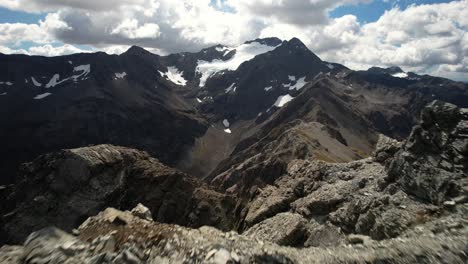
top-left (1, 205), bottom-right (467, 264)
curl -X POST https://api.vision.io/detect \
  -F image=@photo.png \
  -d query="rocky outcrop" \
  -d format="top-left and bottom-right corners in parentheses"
top-left (1, 145), bottom-right (235, 244)
top-left (244, 213), bottom-right (308, 246)
top-left (1, 205), bottom-right (467, 264)
top-left (1, 101), bottom-right (467, 263)
top-left (239, 101), bottom-right (467, 245)
top-left (387, 100), bottom-right (468, 204)
top-left (242, 158), bottom-right (439, 242)
top-left (373, 134), bottom-right (402, 164)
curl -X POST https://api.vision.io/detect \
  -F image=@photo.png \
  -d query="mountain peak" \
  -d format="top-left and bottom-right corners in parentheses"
top-left (368, 66), bottom-right (404, 75)
top-left (244, 37), bottom-right (282, 47)
top-left (288, 37), bottom-right (306, 46)
top-left (283, 37), bottom-right (311, 53)
top-left (269, 37), bottom-right (321, 62)
top-left (123, 45), bottom-right (152, 56)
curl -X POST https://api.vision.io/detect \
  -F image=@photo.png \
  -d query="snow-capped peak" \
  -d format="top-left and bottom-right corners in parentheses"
top-left (196, 41), bottom-right (281, 87)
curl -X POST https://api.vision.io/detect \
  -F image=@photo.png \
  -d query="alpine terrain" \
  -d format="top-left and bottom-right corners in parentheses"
top-left (0, 37), bottom-right (467, 263)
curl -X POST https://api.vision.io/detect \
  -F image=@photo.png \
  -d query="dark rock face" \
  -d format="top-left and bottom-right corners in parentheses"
top-left (387, 101), bottom-right (468, 204)
top-left (1, 37), bottom-right (468, 187)
top-left (0, 145), bottom-right (234, 244)
top-left (0, 51), bottom-right (207, 185)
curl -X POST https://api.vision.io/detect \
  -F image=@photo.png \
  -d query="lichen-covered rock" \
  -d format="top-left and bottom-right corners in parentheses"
top-left (131, 203), bottom-right (153, 221)
top-left (387, 101), bottom-right (468, 204)
top-left (244, 213), bottom-right (308, 246)
top-left (1, 145), bottom-right (235, 244)
top-left (373, 134), bottom-right (402, 164)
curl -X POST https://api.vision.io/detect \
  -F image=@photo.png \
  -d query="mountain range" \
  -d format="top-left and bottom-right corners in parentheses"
top-left (1, 37), bottom-right (467, 185)
top-left (0, 37), bottom-right (467, 263)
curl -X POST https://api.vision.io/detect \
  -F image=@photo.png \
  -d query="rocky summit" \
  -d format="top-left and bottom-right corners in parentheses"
top-left (0, 101), bottom-right (467, 263)
top-left (0, 37), bottom-right (467, 263)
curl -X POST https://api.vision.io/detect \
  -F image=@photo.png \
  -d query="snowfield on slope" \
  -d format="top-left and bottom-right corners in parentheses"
top-left (159, 66), bottom-right (187, 86)
top-left (45, 64), bottom-right (91, 88)
top-left (283, 76), bottom-right (307, 91)
top-left (225, 83), bottom-right (236, 93)
top-left (392, 72), bottom-right (408, 78)
top-left (31, 77), bottom-right (42, 87)
top-left (196, 41), bottom-right (281, 87)
top-left (274, 94), bottom-right (294, 107)
top-left (115, 72), bottom-right (127, 79)
top-left (34, 93), bottom-right (52, 100)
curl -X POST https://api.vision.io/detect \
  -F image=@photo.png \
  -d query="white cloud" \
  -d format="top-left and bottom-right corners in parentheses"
top-left (28, 44), bottom-right (91, 56)
top-left (0, 0), bottom-right (145, 13)
top-left (0, 43), bottom-right (91, 56)
top-left (0, 13), bottom-right (70, 46)
top-left (102, 45), bottom-right (131, 55)
top-left (262, 1), bottom-right (468, 81)
top-left (111, 19), bottom-right (161, 39)
top-left (225, 0), bottom-right (370, 25)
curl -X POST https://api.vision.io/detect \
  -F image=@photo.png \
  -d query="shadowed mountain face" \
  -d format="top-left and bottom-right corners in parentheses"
top-left (0, 37), bottom-right (467, 185)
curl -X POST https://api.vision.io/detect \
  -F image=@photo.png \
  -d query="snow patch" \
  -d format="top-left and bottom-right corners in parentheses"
top-left (0, 92), bottom-right (6, 96)
top-left (225, 83), bottom-right (236, 93)
top-left (68, 60), bottom-right (73, 64)
top-left (274, 94), bottom-right (294, 108)
top-left (159, 66), bottom-right (187, 86)
top-left (196, 41), bottom-right (280, 87)
top-left (31, 77), bottom-right (42, 87)
top-left (224, 128), bottom-right (232, 134)
top-left (45, 64), bottom-right (91, 88)
top-left (115, 72), bottom-right (127, 79)
top-left (34, 92), bottom-right (52, 100)
top-left (264, 86), bottom-right (273, 92)
top-left (46, 74), bottom-right (61, 88)
top-left (392, 72), bottom-right (408, 78)
top-left (288, 75), bottom-right (296, 81)
top-left (215, 46), bottom-right (233, 55)
top-left (0, 81), bottom-right (13, 86)
top-left (73, 64), bottom-right (91, 80)
top-left (288, 77), bottom-right (307, 90)
top-left (326, 63), bottom-right (335, 69)
top-left (196, 98), bottom-right (202, 103)
top-left (223, 119), bottom-right (230, 128)
top-left (282, 76), bottom-right (307, 90)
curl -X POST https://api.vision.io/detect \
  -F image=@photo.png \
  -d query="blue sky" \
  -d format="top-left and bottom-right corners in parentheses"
top-left (331, 0), bottom-right (455, 22)
top-left (0, 8), bottom-right (45, 24)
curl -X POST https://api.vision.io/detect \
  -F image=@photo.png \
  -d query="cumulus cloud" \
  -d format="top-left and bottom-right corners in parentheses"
top-left (0, 43), bottom-right (91, 56)
top-left (318, 1), bottom-right (468, 80)
top-left (29, 0), bottom-right (259, 53)
top-left (0, 0), bottom-right (144, 12)
top-left (111, 19), bottom-right (161, 39)
top-left (225, 0), bottom-right (370, 25)
top-left (0, 0), bottom-right (466, 81)
top-left (258, 1), bottom-right (468, 81)
top-left (0, 13), bottom-right (69, 45)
